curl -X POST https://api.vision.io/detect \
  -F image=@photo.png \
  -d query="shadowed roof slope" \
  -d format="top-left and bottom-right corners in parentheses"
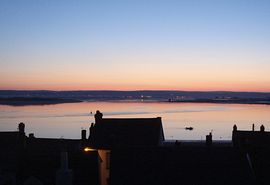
top-left (110, 146), bottom-right (255, 185)
top-left (90, 114), bottom-right (164, 149)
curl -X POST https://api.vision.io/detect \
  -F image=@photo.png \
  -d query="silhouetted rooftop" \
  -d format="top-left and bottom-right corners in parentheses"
top-left (110, 146), bottom-right (255, 185)
top-left (233, 130), bottom-right (270, 148)
top-left (0, 128), bottom-right (99, 185)
top-left (90, 117), bottom-right (164, 149)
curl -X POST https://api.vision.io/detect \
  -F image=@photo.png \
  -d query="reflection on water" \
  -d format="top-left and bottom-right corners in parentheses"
top-left (0, 102), bottom-right (269, 140)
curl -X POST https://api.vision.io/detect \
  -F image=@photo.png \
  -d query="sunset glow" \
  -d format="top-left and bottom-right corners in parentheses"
top-left (1, 0), bottom-right (270, 92)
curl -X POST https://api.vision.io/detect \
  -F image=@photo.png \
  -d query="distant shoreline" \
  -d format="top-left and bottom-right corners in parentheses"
top-left (165, 98), bottom-right (270, 105)
top-left (0, 97), bottom-right (82, 106)
top-left (1, 90), bottom-right (270, 106)
top-left (1, 97), bottom-right (270, 106)
top-left (85, 99), bottom-right (270, 105)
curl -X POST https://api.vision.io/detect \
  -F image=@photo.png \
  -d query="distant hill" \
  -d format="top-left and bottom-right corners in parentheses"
top-left (0, 90), bottom-right (270, 101)
top-left (0, 97), bottom-right (82, 106)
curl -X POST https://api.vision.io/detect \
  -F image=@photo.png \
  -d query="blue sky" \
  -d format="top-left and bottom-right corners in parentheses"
top-left (1, 0), bottom-right (270, 91)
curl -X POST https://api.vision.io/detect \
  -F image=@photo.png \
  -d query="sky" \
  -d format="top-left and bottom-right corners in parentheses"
top-left (0, 0), bottom-right (270, 92)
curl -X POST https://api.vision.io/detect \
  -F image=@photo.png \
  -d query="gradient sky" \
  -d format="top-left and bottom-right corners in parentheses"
top-left (0, 0), bottom-right (270, 92)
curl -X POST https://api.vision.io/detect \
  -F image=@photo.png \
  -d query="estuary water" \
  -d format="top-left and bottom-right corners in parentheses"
top-left (0, 101), bottom-right (269, 140)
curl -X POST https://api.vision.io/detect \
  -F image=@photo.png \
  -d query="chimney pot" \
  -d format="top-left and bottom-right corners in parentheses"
top-left (81, 130), bottom-right (86, 140)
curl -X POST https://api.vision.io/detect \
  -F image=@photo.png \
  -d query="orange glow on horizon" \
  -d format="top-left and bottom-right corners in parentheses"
top-left (0, 83), bottom-right (270, 92)
top-left (1, 55), bottom-right (270, 92)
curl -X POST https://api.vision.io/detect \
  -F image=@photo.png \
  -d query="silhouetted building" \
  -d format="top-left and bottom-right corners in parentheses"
top-left (0, 123), bottom-right (26, 185)
top-left (0, 123), bottom-right (99, 185)
top-left (89, 110), bottom-right (165, 185)
top-left (89, 110), bottom-right (164, 148)
top-left (232, 124), bottom-right (270, 185)
top-left (2, 113), bottom-right (270, 185)
top-left (232, 124), bottom-right (270, 148)
top-left (110, 146), bottom-right (255, 185)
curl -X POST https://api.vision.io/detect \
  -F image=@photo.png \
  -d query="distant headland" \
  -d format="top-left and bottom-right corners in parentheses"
top-left (0, 97), bottom-right (82, 106)
top-left (0, 90), bottom-right (269, 106)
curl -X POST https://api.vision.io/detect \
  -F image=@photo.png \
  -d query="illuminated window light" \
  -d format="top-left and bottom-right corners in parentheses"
top-left (84, 147), bottom-right (96, 152)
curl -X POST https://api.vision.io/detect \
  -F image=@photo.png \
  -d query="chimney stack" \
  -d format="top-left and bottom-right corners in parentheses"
top-left (81, 130), bottom-right (86, 140)
top-left (89, 123), bottom-right (94, 140)
top-left (18, 122), bottom-right (25, 134)
top-left (206, 132), bottom-right (212, 146)
top-left (94, 110), bottom-right (103, 124)
top-left (260, 125), bottom-right (265, 132)
top-left (233, 124), bottom-right (237, 132)
top-left (232, 125), bottom-right (238, 147)
top-left (29, 133), bottom-right (35, 138)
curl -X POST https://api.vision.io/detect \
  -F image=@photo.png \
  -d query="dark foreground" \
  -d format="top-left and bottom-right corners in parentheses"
top-left (0, 111), bottom-right (270, 185)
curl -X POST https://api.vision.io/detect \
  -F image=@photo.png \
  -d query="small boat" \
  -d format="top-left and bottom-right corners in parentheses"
top-left (185, 127), bottom-right (193, 130)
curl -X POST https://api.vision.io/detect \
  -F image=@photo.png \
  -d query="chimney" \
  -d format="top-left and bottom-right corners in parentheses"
top-left (233, 124), bottom-right (237, 132)
top-left (18, 122), bottom-right (25, 134)
top-left (232, 125), bottom-right (238, 147)
top-left (81, 130), bottom-right (86, 140)
top-left (206, 132), bottom-right (212, 146)
top-left (18, 122), bottom-right (26, 148)
top-left (260, 125), bottom-right (265, 132)
top-left (89, 123), bottom-right (94, 140)
top-left (94, 110), bottom-right (103, 123)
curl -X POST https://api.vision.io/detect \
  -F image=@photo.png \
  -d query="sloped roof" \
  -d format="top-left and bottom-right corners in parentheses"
top-left (90, 117), bottom-right (164, 149)
top-left (110, 146), bottom-right (255, 185)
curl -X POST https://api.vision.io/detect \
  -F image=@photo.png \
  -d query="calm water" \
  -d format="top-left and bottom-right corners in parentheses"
top-left (0, 102), bottom-right (269, 140)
